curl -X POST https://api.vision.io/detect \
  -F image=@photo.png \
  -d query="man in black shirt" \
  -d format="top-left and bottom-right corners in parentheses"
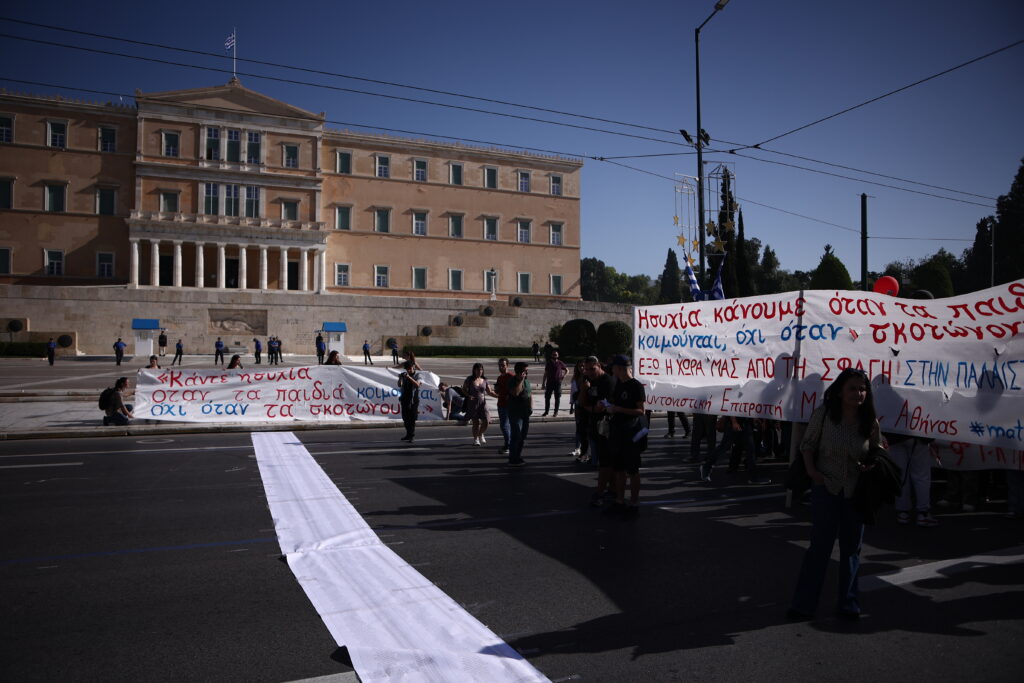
top-left (607, 354), bottom-right (646, 516)
top-left (582, 355), bottom-right (615, 507)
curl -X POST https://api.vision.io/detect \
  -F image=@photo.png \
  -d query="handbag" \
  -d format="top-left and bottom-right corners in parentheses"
top-left (597, 416), bottom-right (610, 438)
top-left (785, 409), bottom-right (824, 493)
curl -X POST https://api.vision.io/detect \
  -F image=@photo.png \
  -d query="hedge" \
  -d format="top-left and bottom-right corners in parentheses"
top-left (404, 345), bottom-right (533, 357)
top-left (0, 342), bottom-right (48, 357)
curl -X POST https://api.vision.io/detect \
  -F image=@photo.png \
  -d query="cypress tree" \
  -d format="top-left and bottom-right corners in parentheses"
top-left (658, 249), bottom-right (682, 303)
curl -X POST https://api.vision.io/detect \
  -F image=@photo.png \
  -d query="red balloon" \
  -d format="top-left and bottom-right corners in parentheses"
top-left (873, 276), bottom-right (900, 297)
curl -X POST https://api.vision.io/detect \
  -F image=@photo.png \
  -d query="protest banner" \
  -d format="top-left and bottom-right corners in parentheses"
top-left (133, 365), bottom-right (443, 423)
top-left (634, 280), bottom-right (1024, 468)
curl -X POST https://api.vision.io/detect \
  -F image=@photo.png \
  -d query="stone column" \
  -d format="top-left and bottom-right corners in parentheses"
top-left (238, 245), bottom-right (248, 290)
top-left (129, 239), bottom-right (139, 287)
top-left (312, 250), bottom-right (321, 294)
top-left (195, 242), bottom-right (205, 288)
top-left (150, 240), bottom-right (160, 287)
top-left (259, 246), bottom-right (268, 290)
top-left (217, 243), bottom-right (227, 289)
top-left (279, 246), bottom-right (289, 290)
top-left (318, 250), bottom-right (327, 292)
top-left (300, 248), bottom-right (310, 292)
top-left (172, 241), bottom-right (183, 287)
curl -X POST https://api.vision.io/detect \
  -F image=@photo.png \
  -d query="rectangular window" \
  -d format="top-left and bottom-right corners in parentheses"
top-left (335, 263), bottom-right (350, 286)
top-left (337, 151), bottom-right (352, 174)
top-left (160, 191), bottom-right (179, 213)
top-left (99, 126), bottom-right (117, 153)
top-left (245, 186), bottom-right (260, 217)
top-left (376, 155), bottom-right (390, 178)
top-left (163, 131), bottom-right (180, 157)
top-left (449, 269), bottom-right (463, 291)
top-left (0, 179), bottom-right (11, 209)
top-left (0, 247), bottom-right (10, 274)
top-left (97, 252), bottom-right (115, 278)
top-left (484, 217), bottom-right (498, 241)
top-left (449, 163), bottom-right (463, 185)
top-left (45, 250), bottom-right (64, 275)
top-left (205, 127), bottom-right (220, 160)
top-left (551, 275), bottom-right (563, 295)
top-left (204, 183), bottom-right (219, 215)
top-left (45, 184), bottom-right (65, 212)
top-left (484, 167), bottom-right (498, 189)
top-left (414, 159), bottom-right (427, 182)
top-left (449, 215), bottom-right (463, 238)
top-left (375, 265), bottom-right (389, 288)
top-left (550, 174), bottom-right (563, 196)
top-left (48, 121), bottom-right (66, 148)
top-left (375, 208), bottom-right (390, 233)
top-left (335, 206), bottom-right (351, 230)
top-left (517, 220), bottom-right (531, 243)
top-left (246, 132), bottom-right (261, 164)
top-left (412, 266), bottom-right (427, 290)
top-left (226, 130), bottom-right (241, 162)
top-left (518, 272), bottom-right (531, 294)
top-left (282, 200), bottom-right (298, 221)
top-left (413, 211), bottom-right (427, 236)
top-left (97, 188), bottom-right (116, 216)
top-left (550, 223), bottom-right (563, 246)
top-left (225, 185), bottom-right (240, 217)
top-left (284, 144), bottom-right (298, 168)
top-left (0, 116), bottom-right (11, 143)
top-left (518, 171), bottom-right (531, 192)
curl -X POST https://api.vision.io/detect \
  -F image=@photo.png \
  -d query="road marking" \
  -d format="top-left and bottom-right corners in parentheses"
top-left (862, 544), bottom-right (1024, 592)
top-left (0, 462), bottom-right (84, 469)
top-left (252, 431), bottom-right (550, 683)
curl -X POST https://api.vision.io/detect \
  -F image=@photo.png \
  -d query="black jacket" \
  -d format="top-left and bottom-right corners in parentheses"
top-left (853, 448), bottom-right (903, 525)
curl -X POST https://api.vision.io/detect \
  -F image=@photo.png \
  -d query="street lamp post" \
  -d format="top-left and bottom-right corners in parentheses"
top-left (694, 0), bottom-right (729, 284)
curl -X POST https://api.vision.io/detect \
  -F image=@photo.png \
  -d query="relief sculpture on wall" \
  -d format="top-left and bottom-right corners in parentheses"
top-left (208, 309), bottom-right (268, 336)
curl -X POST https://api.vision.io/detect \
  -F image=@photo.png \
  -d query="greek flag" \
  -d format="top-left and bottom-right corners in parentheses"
top-left (709, 254), bottom-right (727, 301)
top-left (683, 261), bottom-right (704, 302)
top-left (224, 32), bottom-right (236, 51)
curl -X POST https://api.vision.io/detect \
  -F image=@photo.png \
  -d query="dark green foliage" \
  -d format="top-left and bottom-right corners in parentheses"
top-left (404, 345), bottom-right (533, 357)
top-left (809, 245), bottom-right (854, 290)
top-left (596, 321), bottom-right (632, 359)
top-left (548, 324), bottom-right (562, 344)
top-left (580, 257), bottom-right (656, 304)
top-left (912, 259), bottom-right (954, 298)
top-left (735, 210), bottom-right (756, 297)
top-left (0, 342), bottom-right (47, 356)
top-left (716, 170), bottom-right (740, 297)
top-left (559, 319), bottom-right (598, 358)
top-left (658, 249), bottom-right (682, 304)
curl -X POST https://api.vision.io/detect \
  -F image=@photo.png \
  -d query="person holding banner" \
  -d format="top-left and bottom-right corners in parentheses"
top-left (605, 354), bottom-right (646, 517)
top-left (788, 367), bottom-right (884, 621)
top-left (398, 359), bottom-right (421, 443)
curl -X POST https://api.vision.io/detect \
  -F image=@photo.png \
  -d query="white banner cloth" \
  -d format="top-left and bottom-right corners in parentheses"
top-left (252, 432), bottom-right (549, 683)
top-left (634, 281), bottom-right (1024, 467)
top-left (133, 365), bottom-right (443, 423)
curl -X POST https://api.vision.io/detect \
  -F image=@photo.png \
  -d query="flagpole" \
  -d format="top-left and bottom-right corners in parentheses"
top-left (233, 27), bottom-right (237, 79)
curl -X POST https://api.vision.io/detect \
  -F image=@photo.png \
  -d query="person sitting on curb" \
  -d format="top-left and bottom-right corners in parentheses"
top-left (102, 377), bottom-right (135, 426)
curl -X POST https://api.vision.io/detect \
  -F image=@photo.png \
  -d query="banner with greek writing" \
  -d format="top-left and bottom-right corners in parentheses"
top-left (634, 280), bottom-right (1024, 459)
top-left (133, 366), bottom-right (443, 423)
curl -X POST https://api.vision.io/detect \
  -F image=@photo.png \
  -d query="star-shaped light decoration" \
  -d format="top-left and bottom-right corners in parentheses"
top-left (686, 254), bottom-right (696, 266)
top-left (673, 215), bottom-right (679, 226)
top-left (713, 238), bottom-right (726, 252)
top-left (705, 220), bottom-right (717, 236)
top-left (721, 220), bottom-right (734, 233)
top-left (692, 239), bottom-right (700, 250)
top-left (676, 234), bottom-right (688, 246)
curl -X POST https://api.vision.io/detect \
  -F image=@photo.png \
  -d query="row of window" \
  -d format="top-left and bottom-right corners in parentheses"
top-left (0, 179), bottom-right (118, 215)
top-left (338, 205), bottom-right (564, 245)
top-left (335, 263), bottom-right (563, 295)
top-left (0, 116), bottom-right (119, 152)
top-left (347, 151), bottom-right (562, 194)
top-left (0, 247), bottom-right (114, 278)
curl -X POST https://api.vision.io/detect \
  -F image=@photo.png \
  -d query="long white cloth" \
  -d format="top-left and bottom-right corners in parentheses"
top-left (252, 432), bottom-right (549, 682)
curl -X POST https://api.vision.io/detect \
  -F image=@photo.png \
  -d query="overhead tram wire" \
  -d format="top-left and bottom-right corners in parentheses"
top-left (751, 38), bottom-right (1024, 147)
top-left (0, 33), bottom-right (691, 149)
top-left (0, 15), bottom-right (681, 137)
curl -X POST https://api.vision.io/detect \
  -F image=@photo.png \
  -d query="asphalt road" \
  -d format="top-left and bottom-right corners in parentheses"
top-left (2, 422), bottom-right (1022, 682)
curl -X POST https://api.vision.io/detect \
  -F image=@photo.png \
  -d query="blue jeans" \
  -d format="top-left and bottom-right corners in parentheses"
top-left (791, 484), bottom-right (865, 615)
top-left (508, 413), bottom-right (530, 463)
top-left (497, 406), bottom-right (511, 449)
top-left (104, 404), bottom-right (133, 426)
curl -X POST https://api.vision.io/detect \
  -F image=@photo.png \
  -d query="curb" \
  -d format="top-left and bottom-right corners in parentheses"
top-left (0, 415), bottom-right (577, 441)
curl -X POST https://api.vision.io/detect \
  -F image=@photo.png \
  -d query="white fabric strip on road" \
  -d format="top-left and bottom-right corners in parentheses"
top-left (861, 544), bottom-right (1024, 592)
top-left (252, 431), bottom-right (549, 683)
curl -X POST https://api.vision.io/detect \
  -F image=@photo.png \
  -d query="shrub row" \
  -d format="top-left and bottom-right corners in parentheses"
top-left (0, 342), bottom-right (48, 357)
top-left (404, 345), bottom-right (533, 358)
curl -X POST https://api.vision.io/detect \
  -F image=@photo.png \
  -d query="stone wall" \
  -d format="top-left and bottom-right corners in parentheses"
top-left (0, 285), bottom-right (632, 356)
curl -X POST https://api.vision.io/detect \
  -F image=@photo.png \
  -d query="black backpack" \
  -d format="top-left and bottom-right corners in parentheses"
top-left (98, 387), bottom-right (115, 411)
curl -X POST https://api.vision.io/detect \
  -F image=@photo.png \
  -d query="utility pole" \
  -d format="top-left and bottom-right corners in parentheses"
top-left (861, 193), bottom-right (868, 290)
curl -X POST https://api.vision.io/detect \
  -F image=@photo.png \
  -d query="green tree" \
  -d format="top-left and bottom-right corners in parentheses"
top-left (961, 217), bottom-right (994, 293)
top-left (559, 319), bottom-right (597, 358)
top-left (596, 321), bottom-right (632, 359)
top-left (758, 244), bottom-right (783, 294)
top-left (809, 244), bottom-right (854, 290)
top-left (912, 258), bottom-right (954, 298)
top-left (735, 210), bottom-right (757, 297)
top-left (714, 169), bottom-right (740, 298)
top-left (657, 249), bottom-right (682, 303)
top-left (548, 324), bottom-right (563, 344)
top-left (994, 158), bottom-right (1024, 285)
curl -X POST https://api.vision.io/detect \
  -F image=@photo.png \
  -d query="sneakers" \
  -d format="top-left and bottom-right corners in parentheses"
top-left (499, 447), bottom-right (509, 455)
top-left (896, 511), bottom-right (911, 524)
top-left (473, 437), bottom-right (481, 446)
top-left (479, 435), bottom-right (487, 445)
top-left (916, 512), bottom-right (939, 527)
top-left (698, 464), bottom-right (711, 482)
top-left (570, 448), bottom-right (581, 458)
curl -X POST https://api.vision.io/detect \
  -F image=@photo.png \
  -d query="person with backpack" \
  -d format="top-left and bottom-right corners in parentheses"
top-left (100, 377), bottom-right (134, 426)
top-left (112, 338), bottom-right (126, 366)
top-left (214, 337), bottom-right (225, 366)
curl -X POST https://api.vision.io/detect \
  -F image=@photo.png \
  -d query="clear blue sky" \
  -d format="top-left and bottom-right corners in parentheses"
top-left (3, 0), bottom-right (1022, 281)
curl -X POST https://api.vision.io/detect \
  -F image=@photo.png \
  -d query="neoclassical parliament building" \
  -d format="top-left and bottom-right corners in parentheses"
top-left (0, 80), bottom-right (623, 355)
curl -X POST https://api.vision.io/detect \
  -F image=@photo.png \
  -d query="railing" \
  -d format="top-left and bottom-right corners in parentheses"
top-left (130, 210), bottom-right (324, 232)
